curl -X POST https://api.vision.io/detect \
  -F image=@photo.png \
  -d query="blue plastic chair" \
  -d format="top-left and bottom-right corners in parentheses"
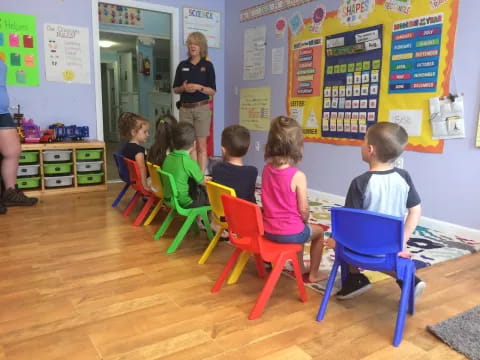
top-left (111, 152), bottom-right (132, 207)
top-left (316, 207), bottom-right (416, 347)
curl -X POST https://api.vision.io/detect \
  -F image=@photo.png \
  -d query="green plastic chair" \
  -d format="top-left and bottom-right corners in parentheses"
top-left (154, 168), bottom-right (213, 253)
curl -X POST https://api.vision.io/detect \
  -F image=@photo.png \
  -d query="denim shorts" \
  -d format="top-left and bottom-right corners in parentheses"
top-left (264, 224), bottom-right (311, 244)
top-left (0, 113), bottom-right (15, 129)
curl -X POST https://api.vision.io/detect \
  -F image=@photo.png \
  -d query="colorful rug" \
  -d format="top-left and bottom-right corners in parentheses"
top-left (255, 187), bottom-right (480, 293)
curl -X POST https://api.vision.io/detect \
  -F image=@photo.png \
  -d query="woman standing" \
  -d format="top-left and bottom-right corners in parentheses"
top-left (0, 59), bottom-right (37, 214)
top-left (172, 32), bottom-right (216, 174)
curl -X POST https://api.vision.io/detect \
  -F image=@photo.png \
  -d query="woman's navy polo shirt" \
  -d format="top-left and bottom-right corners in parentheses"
top-left (173, 58), bottom-right (216, 104)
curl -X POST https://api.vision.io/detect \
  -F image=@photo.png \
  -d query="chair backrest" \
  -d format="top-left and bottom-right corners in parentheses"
top-left (331, 207), bottom-right (404, 256)
top-left (123, 157), bottom-right (150, 194)
top-left (146, 161), bottom-right (164, 199)
top-left (113, 152), bottom-right (130, 183)
top-left (157, 168), bottom-right (180, 209)
top-left (206, 181), bottom-right (236, 224)
top-left (221, 194), bottom-right (265, 253)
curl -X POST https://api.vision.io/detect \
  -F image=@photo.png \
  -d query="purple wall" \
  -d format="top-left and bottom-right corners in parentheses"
top-left (3, 0), bottom-right (225, 155)
top-left (225, 0), bottom-right (480, 229)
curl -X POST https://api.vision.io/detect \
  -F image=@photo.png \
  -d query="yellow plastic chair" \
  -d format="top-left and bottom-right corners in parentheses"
top-left (198, 181), bottom-right (236, 264)
top-left (143, 162), bottom-right (164, 226)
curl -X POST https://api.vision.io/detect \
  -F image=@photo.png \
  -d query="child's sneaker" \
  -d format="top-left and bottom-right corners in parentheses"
top-left (0, 200), bottom-right (6, 214)
top-left (336, 273), bottom-right (372, 300)
top-left (2, 187), bottom-right (38, 207)
top-left (396, 276), bottom-right (426, 300)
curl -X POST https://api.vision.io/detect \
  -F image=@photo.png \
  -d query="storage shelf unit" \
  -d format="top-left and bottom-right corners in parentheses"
top-left (20, 141), bottom-right (107, 196)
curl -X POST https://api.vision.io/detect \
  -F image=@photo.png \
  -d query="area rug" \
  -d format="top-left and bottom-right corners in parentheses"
top-left (255, 187), bottom-right (480, 293)
top-left (427, 305), bottom-right (480, 360)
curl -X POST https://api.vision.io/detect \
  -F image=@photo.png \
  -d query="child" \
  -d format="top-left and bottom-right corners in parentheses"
top-left (212, 125), bottom-right (258, 203)
top-left (147, 114), bottom-right (177, 166)
top-left (334, 122), bottom-right (424, 300)
top-left (118, 112), bottom-right (150, 190)
top-left (261, 116), bottom-right (326, 283)
top-left (162, 122), bottom-right (208, 208)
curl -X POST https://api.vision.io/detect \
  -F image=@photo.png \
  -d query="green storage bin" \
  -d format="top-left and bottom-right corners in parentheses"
top-left (76, 149), bottom-right (103, 161)
top-left (44, 162), bottom-right (73, 175)
top-left (19, 151), bottom-right (39, 164)
top-left (77, 172), bottom-right (104, 185)
top-left (16, 176), bottom-right (41, 189)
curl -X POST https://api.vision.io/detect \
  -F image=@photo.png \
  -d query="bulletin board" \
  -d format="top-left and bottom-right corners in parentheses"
top-left (286, 0), bottom-right (459, 153)
top-left (0, 12), bottom-right (39, 86)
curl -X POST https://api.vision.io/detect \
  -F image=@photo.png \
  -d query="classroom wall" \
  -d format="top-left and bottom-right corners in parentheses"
top-left (225, 0), bottom-right (480, 230)
top-left (3, 0), bottom-right (225, 154)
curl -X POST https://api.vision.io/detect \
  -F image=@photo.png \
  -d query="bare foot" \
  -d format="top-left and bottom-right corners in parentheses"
top-left (308, 272), bottom-right (329, 283)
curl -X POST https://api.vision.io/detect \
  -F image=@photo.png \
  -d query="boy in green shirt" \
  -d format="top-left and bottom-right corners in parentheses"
top-left (162, 122), bottom-right (209, 208)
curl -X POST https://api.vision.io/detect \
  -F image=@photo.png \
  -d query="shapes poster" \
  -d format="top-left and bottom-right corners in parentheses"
top-left (44, 24), bottom-right (91, 84)
top-left (389, 14), bottom-right (443, 93)
top-left (287, 0), bottom-right (459, 153)
top-left (0, 12), bottom-right (39, 86)
top-left (322, 25), bottom-right (383, 139)
top-left (98, 4), bottom-right (142, 27)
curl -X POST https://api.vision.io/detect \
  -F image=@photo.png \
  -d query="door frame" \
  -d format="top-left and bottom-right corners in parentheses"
top-left (92, 0), bottom-right (179, 141)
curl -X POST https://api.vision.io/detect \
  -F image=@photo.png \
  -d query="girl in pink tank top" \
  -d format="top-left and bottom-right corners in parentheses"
top-left (261, 116), bottom-right (326, 283)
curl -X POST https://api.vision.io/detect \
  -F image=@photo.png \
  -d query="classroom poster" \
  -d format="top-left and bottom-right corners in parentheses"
top-left (44, 24), bottom-right (91, 84)
top-left (0, 12), bottom-right (39, 86)
top-left (243, 25), bottom-right (266, 81)
top-left (98, 4), bottom-right (143, 27)
top-left (239, 87), bottom-right (271, 131)
top-left (389, 14), bottom-right (443, 93)
top-left (322, 25), bottom-right (383, 139)
top-left (183, 7), bottom-right (221, 48)
top-left (286, 0), bottom-right (459, 153)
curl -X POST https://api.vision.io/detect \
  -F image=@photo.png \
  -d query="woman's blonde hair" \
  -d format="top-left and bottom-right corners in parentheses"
top-left (186, 32), bottom-right (208, 58)
top-left (264, 116), bottom-right (304, 166)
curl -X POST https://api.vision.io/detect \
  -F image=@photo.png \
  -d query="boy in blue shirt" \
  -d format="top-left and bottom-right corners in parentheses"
top-left (334, 122), bottom-right (425, 300)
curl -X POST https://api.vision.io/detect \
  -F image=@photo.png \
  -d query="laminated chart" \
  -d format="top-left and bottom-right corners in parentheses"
top-left (322, 25), bottom-right (383, 140)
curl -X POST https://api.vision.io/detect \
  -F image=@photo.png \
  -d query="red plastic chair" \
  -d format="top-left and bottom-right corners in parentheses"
top-left (122, 158), bottom-right (158, 226)
top-left (211, 194), bottom-right (307, 320)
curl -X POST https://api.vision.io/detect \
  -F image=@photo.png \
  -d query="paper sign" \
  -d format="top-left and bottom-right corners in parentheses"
top-left (239, 87), bottom-right (271, 131)
top-left (272, 47), bottom-right (284, 75)
top-left (389, 109), bottom-right (422, 136)
top-left (275, 18), bottom-right (287, 38)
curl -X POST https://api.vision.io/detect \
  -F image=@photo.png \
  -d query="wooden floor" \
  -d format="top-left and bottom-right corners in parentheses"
top-left (0, 184), bottom-right (478, 360)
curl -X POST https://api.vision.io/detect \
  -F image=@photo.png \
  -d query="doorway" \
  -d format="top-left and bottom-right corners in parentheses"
top-left (93, 0), bottom-right (179, 181)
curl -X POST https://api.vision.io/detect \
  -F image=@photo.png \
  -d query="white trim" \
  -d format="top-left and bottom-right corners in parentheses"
top-left (92, 0), bottom-right (180, 139)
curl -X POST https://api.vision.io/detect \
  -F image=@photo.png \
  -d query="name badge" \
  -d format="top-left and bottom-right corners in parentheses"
top-left (182, 67), bottom-right (190, 71)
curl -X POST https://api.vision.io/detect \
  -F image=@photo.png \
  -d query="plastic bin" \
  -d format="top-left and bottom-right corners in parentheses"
top-left (77, 172), bottom-right (104, 185)
top-left (17, 164), bottom-right (40, 176)
top-left (44, 175), bottom-right (74, 188)
top-left (44, 162), bottom-right (73, 175)
top-left (76, 149), bottom-right (103, 161)
top-left (17, 176), bottom-right (41, 189)
top-left (43, 150), bottom-right (72, 162)
top-left (19, 151), bottom-right (39, 164)
top-left (76, 161), bottom-right (103, 173)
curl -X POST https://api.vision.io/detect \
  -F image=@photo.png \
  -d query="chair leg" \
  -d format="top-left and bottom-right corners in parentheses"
top-left (166, 214), bottom-right (196, 254)
top-left (393, 271), bottom-right (413, 346)
top-left (316, 261), bottom-right (340, 321)
top-left (227, 251), bottom-right (250, 284)
top-left (200, 211), bottom-right (214, 240)
top-left (123, 191), bottom-right (140, 216)
top-left (248, 254), bottom-right (286, 320)
top-left (111, 183), bottom-right (129, 207)
top-left (133, 197), bottom-right (156, 226)
top-left (198, 227), bottom-right (224, 264)
top-left (408, 270), bottom-right (416, 316)
top-left (154, 208), bottom-right (176, 240)
top-left (291, 255), bottom-right (307, 302)
top-left (254, 254), bottom-right (267, 278)
top-left (211, 248), bottom-right (243, 293)
top-left (143, 200), bottom-right (163, 226)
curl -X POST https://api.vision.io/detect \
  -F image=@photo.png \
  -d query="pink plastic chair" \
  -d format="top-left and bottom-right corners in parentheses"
top-left (211, 194), bottom-right (307, 320)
